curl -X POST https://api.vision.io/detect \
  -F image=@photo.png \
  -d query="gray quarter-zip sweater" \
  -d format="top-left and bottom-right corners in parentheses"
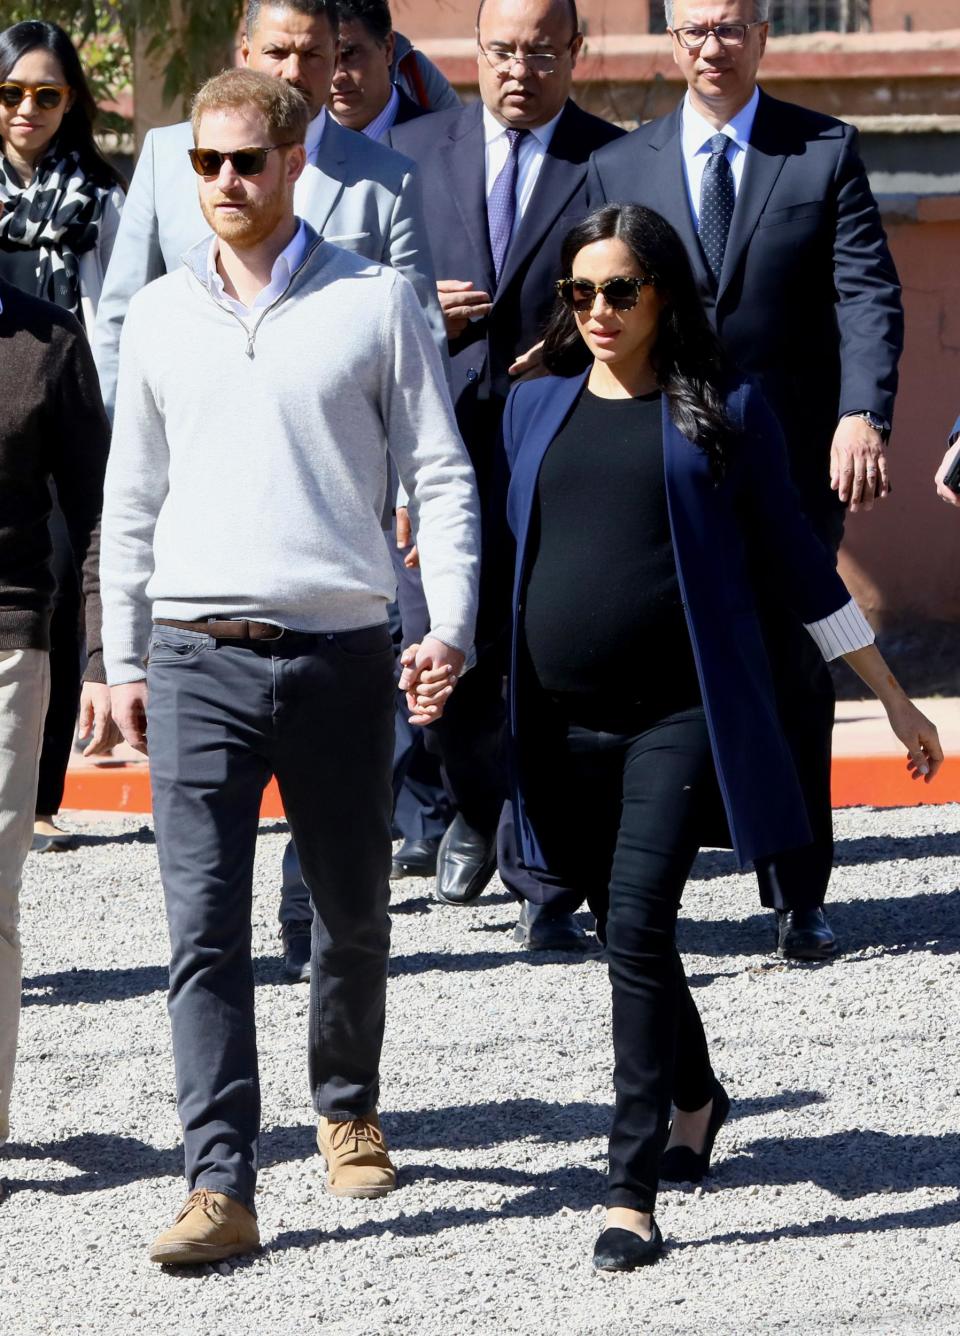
top-left (100, 223), bottom-right (479, 684)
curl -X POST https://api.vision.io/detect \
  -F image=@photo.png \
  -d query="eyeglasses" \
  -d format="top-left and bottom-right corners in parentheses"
top-left (556, 275), bottom-right (653, 313)
top-left (478, 37), bottom-right (578, 76)
top-left (0, 81), bottom-right (69, 111)
top-left (670, 21), bottom-right (765, 50)
top-left (188, 143), bottom-right (295, 177)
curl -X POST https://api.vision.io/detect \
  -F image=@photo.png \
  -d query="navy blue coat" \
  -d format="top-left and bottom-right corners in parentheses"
top-left (503, 371), bottom-right (856, 871)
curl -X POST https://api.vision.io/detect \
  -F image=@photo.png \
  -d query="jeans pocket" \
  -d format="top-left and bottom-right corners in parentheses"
top-left (147, 630), bottom-right (210, 664)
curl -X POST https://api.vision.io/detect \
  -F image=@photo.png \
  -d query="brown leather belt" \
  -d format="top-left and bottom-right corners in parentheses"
top-left (155, 618), bottom-right (285, 642)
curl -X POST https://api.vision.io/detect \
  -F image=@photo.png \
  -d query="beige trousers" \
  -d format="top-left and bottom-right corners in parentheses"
top-left (0, 648), bottom-right (50, 1141)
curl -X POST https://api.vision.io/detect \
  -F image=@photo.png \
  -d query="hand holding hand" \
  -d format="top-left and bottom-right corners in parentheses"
top-left (398, 636), bottom-right (466, 726)
top-left (830, 417), bottom-right (889, 513)
top-left (78, 682), bottom-right (123, 756)
top-left (437, 279), bottom-right (492, 340)
top-left (110, 681), bottom-right (149, 755)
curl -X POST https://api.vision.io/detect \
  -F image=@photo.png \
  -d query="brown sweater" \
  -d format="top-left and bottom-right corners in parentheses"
top-left (0, 278), bottom-right (109, 679)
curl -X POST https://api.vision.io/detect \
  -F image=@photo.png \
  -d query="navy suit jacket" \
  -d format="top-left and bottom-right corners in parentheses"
top-left (503, 372), bottom-right (856, 871)
top-left (587, 90), bottom-right (903, 541)
top-left (389, 98), bottom-right (624, 459)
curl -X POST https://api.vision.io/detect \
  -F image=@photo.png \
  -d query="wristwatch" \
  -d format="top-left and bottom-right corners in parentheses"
top-left (846, 410), bottom-right (891, 441)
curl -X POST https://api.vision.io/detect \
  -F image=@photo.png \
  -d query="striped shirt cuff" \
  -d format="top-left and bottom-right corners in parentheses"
top-left (804, 598), bottom-right (875, 661)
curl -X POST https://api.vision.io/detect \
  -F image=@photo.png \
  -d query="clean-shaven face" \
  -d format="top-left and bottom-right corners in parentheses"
top-left (476, 0), bottom-right (582, 129)
top-left (669, 1), bottom-right (767, 114)
top-left (330, 17), bottom-right (395, 130)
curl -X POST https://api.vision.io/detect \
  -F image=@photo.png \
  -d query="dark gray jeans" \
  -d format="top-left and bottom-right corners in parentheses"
top-left (147, 622), bottom-right (395, 1210)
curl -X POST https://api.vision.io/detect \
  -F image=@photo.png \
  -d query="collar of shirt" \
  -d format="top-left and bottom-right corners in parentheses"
top-left (482, 103), bottom-right (565, 220)
top-left (680, 85), bottom-right (760, 226)
top-left (362, 85), bottom-right (401, 143)
top-left (305, 107), bottom-right (327, 161)
top-left (206, 217), bottom-right (309, 322)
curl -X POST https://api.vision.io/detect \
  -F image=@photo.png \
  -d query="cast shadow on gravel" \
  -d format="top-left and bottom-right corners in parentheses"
top-left (715, 1129), bottom-right (960, 1203)
top-left (21, 963), bottom-right (169, 1007)
top-left (60, 826), bottom-right (156, 848)
top-left (687, 829), bottom-right (960, 885)
top-left (678, 888), bottom-right (960, 961)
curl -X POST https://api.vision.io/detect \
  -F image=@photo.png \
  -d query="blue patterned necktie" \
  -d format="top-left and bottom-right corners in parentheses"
top-left (699, 133), bottom-right (735, 284)
top-left (487, 128), bottom-right (527, 285)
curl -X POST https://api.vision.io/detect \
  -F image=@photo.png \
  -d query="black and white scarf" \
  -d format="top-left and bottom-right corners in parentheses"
top-left (0, 142), bottom-right (109, 321)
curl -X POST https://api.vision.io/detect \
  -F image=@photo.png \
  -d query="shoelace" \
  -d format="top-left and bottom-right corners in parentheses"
top-left (328, 1117), bottom-right (386, 1154)
top-left (175, 1188), bottom-right (224, 1224)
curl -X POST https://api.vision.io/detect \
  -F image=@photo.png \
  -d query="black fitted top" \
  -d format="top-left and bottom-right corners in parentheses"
top-left (521, 387), bottom-right (701, 712)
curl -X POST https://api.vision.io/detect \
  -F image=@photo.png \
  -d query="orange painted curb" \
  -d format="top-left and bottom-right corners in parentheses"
top-left (62, 755), bottom-right (958, 817)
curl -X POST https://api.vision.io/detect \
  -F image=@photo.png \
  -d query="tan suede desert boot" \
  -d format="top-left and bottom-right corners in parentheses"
top-left (148, 1189), bottom-right (260, 1265)
top-left (317, 1110), bottom-right (396, 1198)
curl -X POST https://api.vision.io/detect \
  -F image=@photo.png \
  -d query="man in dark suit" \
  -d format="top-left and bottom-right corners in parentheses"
top-left (330, 0), bottom-right (431, 137)
top-left (326, 0), bottom-right (454, 883)
top-left (587, 0), bottom-right (904, 960)
top-left (389, 0), bottom-right (623, 949)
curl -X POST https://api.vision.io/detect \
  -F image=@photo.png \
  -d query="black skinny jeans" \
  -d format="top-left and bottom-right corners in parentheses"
top-left (524, 699), bottom-right (717, 1213)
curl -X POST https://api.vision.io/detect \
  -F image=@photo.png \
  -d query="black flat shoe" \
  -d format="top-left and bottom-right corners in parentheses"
top-left (592, 1221), bottom-right (663, 1272)
top-left (659, 1080), bottom-right (731, 1183)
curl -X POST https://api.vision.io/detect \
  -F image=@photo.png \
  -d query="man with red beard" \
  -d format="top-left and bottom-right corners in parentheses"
top-left (100, 68), bottom-right (479, 1264)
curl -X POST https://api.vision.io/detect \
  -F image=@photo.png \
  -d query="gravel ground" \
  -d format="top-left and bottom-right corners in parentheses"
top-left (3, 804), bottom-right (960, 1335)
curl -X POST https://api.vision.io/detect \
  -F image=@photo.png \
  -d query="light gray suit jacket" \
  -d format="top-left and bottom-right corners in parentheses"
top-left (93, 116), bottom-right (444, 414)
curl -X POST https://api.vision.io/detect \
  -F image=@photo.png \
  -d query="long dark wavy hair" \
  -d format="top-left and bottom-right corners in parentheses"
top-left (0, 20), bottom-right (126, 191)
top-left (543, 204), bottom-right (736, 479)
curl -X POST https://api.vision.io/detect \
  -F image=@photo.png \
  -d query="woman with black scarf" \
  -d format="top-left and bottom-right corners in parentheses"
top-left (0, 19), bottom-right (125, 851)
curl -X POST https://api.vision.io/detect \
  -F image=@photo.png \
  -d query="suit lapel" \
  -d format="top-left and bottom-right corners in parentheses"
top-left (297, 118), bottom-right (349, 236)
top-left (643, 107), bottom-right (712, 294)
top-left (717, 91), bottom-right (788, 301)
top-left (494, 102), bottom-right (587, 302)
top-left (508, 372), bottom-right (589, 559)
top-left (440, 103), bottom-right (496, 294)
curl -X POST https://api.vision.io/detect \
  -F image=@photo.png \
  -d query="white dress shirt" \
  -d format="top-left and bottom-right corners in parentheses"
top-left (207, 218), bottom-right (309, 325)
top-left (680, 86), bottom-right (760, 228)
top-left (482, 105), bottom-right (563, 220)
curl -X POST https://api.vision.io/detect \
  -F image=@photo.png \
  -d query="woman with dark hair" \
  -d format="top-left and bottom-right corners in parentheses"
top-left (494, 204), bottom-right (942, 1270)
top-left (0, 19), bottom-right (125, 850)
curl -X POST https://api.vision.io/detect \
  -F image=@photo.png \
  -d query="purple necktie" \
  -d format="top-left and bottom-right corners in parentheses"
top-left (487, 128), bottom-right (527, 285)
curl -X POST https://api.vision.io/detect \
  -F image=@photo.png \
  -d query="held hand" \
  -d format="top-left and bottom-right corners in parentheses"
top-left (934, 440), bottom-right (960, 507)
top-left (110, 681), bottom-right (149, 755)
top-left (830, 417), bottom-right (889, 513)
top-left (404, 544), bottom-right (420, 570)
top-left (885, 697), bottom-right (943, 783)
top-left (395, 506), bottom-right (412, 549)
top-left (437, 279), bottom-right (492, 340)
top-left (78, 682), bottom-right (123, 757)
top-left (508, 339), bottom-right (547, 381)
top-left (398, 636), bottom-right (465, 726)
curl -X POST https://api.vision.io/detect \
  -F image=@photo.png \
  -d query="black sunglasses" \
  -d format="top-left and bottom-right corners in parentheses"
top-left (0, 81), bottom-right (68, 110)
top-left (188, 143), bottom-right (296, 178)
top-left (556, 275), bottom-right (653, 313)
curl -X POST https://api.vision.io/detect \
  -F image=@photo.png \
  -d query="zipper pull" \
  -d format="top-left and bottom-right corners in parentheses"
top-left (245, 332), bottom-right (255, 359)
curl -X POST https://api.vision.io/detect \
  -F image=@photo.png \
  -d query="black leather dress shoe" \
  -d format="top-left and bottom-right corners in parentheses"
top-left (660, 1079), bottom-right (731, 1183)
top-left (279, 921), bottom-right (312, 982)
top-left (593, 1221), bottom-right (663, 1272)
top-left (512, 902), bottom-right (592, 953)
top-left (434, 814), bottom-right (497, 906)
top-left (775, 907), bottom-right (837, 960)
top-left (390, 837), bottom-right (441, 880)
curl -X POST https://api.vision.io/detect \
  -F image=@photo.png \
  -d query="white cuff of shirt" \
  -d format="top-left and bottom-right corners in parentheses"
top-left (804, 598), bottom-right (875, 661)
